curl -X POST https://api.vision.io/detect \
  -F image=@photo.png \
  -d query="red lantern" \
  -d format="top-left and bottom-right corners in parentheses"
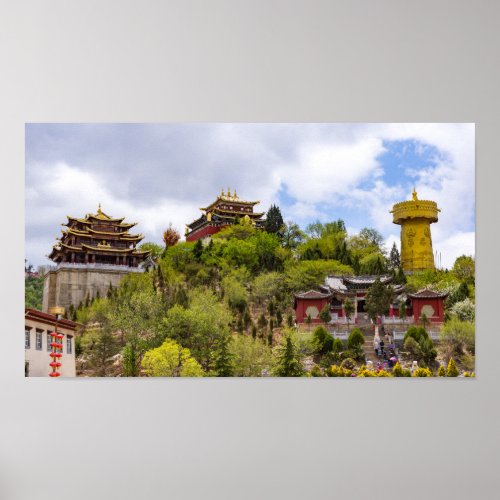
top-left (56, 333), bottom-right (64, 340)
top-left (49, 372), bottom-right (60, 377)
top-left (50, 332), bottom-right (58, 337)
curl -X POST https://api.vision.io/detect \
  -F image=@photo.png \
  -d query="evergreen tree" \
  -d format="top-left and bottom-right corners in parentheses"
top-left (446, 357), bottom-right (459, 377)
top-left (319, 303), bottom-right (332, 325)
top-left (251, 324), bottom-right (257, 339)
top-left (287, 313), bottom-right (294, 328)
top-left (88, 329), bottom-right (119, 377)
top-left (243, 309), bottom-right (252, 330)
top-left (365, 278), bottom-right (392, 321)
top-left (276, 309), bottom-right (283, 327)
top-left (395, 266), bottom-right (407, 285)
top-left (193, 239), bottom-right (204, 261)
top-left (352, 254), bottom-right (361, 275)
top-left (258, 313), bottom-right (267, 331)
top-left (107, 282), bottom-right (114, 299)
top-left (212, 333), bottom-right (235, 377)
top-left (267, 332), bottom-right (273, 346)
top-left (389, 242), bottom-right (401, 270)
top-left (399, 299), bottom-right (407, 323)
top-left (271, 333), bottom-right (304, 377)
top-left (264, 204), bottom-right (284, 234)
top-left (267, 300), bottom-right (276, 316)
top-left (343, 298), bottom-right (354, 331)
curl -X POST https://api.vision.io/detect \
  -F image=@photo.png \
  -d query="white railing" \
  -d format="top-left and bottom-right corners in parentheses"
top-left (392, 330), bottom-right (441, 341)
top-left (382, 316), bottom-right (414, 324)
top-left (330, 331), bottom-right (348, 340)
top-left (47, 263), bottom-right (144, 273)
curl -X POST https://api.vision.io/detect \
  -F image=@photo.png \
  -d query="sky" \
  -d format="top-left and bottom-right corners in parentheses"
top-left (25, 123), bottom-right (475, 269)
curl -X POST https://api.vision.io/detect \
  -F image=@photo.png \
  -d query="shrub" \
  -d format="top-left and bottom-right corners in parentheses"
top-left (311, 326), bottom-right (334, 355)
top-left (375, 369), bottom-right (392, 377)
top-left (404, 326), bottom-right (429, 344)
top-left (332, 338), bottom-right (344, 353)
top-left (346, 328), bottom-right (364, 350)
top-left (403, 336), bottom-right (421, 357)
top-left (357, 366), bottom-right (376, 377)
top-left (446, 358), bottom-right (459, 377)
top-left (392, 362), bottom-right (404, 377)
top-left (449, 298), bottom-right (475, 322)
top-left (326, 365), bottom-right (352, 377)
top-left (413, 367), bottom-right (432, 377)
top-left (340, 357), bottom-right (356, 370)
top-left (310, 365), bottom-right (323, 377)
top-left (438, 365), bottom-right (446, 377)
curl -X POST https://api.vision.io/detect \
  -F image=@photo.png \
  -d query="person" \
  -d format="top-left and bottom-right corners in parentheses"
top-left (373, 336), bottom-right (380, 358)
top-left (411, 360), bottom-right (418, 375)
top-left (379, 339), bottom-right (385, 356)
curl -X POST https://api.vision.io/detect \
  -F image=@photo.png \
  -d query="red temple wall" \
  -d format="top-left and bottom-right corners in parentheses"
top-left (411, 297), bottom-right (445, 323)
top-left (186, 225), bottom-right (229, 242)
top-left (295, 298), bottom-right (330, 323)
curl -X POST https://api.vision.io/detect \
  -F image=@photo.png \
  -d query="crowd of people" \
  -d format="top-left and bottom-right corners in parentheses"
top-left (373, 329), bottom-right (398, 371)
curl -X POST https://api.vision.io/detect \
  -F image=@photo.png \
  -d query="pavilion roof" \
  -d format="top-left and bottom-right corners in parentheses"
top-left (294, 290), bottom-right (332, 299)
top-left (407, 288), bottom-right (449, 299)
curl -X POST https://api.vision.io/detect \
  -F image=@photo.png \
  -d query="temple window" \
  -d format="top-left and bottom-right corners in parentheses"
top-left (67, 336), bottom-right (73, 354)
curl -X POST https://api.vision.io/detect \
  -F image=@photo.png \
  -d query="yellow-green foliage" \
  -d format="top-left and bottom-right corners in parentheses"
top-left (413, 367), bottom-right (432, 377)
top-left (438, 365), bottom-right (446, 377)
top-left (392, 362), bottom-right (404, 377)
top-left (142, 338), bottom-right (204, 377)
top-left (446, 358), bottom-right (459, 377)
top-left (327, 365), bottom-right (352, 377)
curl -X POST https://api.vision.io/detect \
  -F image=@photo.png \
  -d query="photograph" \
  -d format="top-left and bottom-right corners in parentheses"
top-left (25, 123), bottom-right (475, 378)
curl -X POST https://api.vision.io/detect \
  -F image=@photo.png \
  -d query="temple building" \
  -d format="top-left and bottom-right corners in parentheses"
top-left (42, 205), bottom-right (149, 312)
top-left (391, 188), bottom-right (440, 272)
top-left (185, 188), bottom-right (265, 242)
top-left (294, 275), bottom-right (447, 326)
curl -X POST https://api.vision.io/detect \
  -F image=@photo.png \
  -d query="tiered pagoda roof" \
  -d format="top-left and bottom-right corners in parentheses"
top-left (186, 188), bottom-right (266, 242)
top-left (48, 205), bottom-right (149, 267)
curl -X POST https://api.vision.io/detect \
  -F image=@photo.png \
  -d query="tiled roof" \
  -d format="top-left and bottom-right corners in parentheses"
top-left (294, 290), bottom-right (332, 299)
top-left (407, 289), bottom-right (448, 299)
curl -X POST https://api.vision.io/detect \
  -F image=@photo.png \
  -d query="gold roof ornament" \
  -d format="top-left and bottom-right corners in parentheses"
top-left (412, 187), bottom-right (418, 201)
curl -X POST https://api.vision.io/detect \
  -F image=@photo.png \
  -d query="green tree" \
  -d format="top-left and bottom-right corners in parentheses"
top-left (87, 329), bottom-right (120, 377)
top-left (452, 255), bottom-right (475, 284)
top-left (159, 289), bottom-right (233, 370)
top-left (346, 328), bottom-right (364, 351)
top-left (280, 221), bottom-right (305, 249)
top-left (264, 204), bottom-right (284, 234)
top-left (343, 298), bottom-right (354, 331)
top-left (311, 326), bottom-right (334, 355)
top-left (319, 303), bottom-right (332, 325)
top-left (271, 332), bottom-right (304, 377)
top-left (141, 338), bottom-right (204, 377)
top-left (399, 299), bottom-right (407, 324)
top-left (389, 242), bottom-right (401, 270)
top-left (446, 358), bottom-right (459, 377)
top-left (395, 266), bottom-right (407, 285)
top-left (193, 239), bottom-right (204, 261)
top-left (212, 333), bottom-right (235, 376)
top-left (231, 335), bottom-right (272, 376)
top-left (365, 277), bottom-right (392, 321)
top-left (138, 242), bottom-right (164, 259)
top-left (305, 314), bottom-right (312, 331)
top-left (276, 309), bottom-right (283, 327)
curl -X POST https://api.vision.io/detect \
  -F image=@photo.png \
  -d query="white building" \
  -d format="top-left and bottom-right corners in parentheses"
top-left (25, 308), bottom-right (77, 377)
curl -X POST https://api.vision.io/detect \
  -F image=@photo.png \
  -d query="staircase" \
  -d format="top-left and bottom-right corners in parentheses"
top-left (362, 330), bottom-right (379, 364)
